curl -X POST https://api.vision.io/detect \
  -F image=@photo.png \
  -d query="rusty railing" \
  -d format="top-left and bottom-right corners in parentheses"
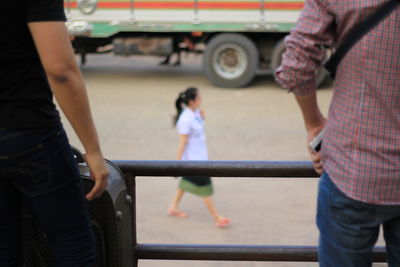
top-left (114, 160), bottom-right (387, 266)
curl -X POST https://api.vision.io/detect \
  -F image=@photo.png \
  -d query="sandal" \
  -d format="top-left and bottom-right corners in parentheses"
top-left (167, 209), bottom-right (189, 219)
top-left (216, 217), bottom-right (231, 228)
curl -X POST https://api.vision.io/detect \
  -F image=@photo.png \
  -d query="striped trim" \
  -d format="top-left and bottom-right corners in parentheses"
top-left (66, 1), bottom-right (303, 10)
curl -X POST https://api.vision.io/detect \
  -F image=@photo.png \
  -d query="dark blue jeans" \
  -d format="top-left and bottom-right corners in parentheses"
top-left (0, 126), bottom-right (95, 267)
top-left (317, 172), bottom-right (400, 266)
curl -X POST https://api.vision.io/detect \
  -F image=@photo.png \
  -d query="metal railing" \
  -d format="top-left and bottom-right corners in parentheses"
top-left (114, 160), bottom-right (387, 266)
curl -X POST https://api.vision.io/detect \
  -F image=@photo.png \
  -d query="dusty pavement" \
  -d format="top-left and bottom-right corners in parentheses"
top-left (61, 54), bottom-right (386, 267)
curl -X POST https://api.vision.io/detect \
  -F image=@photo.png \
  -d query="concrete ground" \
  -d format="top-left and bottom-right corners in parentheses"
top-left (61, 54), bottom-right (386, 267)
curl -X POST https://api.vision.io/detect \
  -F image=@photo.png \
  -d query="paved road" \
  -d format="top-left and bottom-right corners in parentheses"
top-left (61, 54), bottom-right (385, 267)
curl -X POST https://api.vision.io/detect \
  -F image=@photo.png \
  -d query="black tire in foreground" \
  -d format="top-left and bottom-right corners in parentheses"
top-left (203, 33), bottom-right (259, 88)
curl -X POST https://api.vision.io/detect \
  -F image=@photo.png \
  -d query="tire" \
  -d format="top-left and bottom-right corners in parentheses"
top-left (270, 38), bottom-right (329, 88)
top-left (203, 33), bottom-right (259, 88)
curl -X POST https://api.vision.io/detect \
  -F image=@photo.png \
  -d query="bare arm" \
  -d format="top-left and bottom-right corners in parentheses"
top-left (295, 93), bottom-right (326, 174)
top-left (200, 109), bottom-right (206, 120)
top-left (177, 134), bottom-right (189, 160)
top-left (28, 21), bottom-right (108, 200)
top-left (274, 0), bottom-right (334, 174)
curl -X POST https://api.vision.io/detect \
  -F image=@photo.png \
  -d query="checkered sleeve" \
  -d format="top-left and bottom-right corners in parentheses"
top-left (275, 0), bottom-right (336, 95)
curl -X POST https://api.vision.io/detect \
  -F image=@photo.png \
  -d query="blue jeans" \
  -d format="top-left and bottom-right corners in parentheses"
top-left (317, 172), bottom-right (400, 266)
top-left (0, 126), bottom-right (95, 267)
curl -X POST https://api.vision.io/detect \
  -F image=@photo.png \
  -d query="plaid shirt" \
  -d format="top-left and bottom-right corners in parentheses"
top-left (276, 0), bottom-right (400, 205)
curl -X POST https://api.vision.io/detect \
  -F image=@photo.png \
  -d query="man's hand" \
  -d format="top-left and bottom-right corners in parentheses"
top-left (293, 93), bottom-right (326, 175)
top-left (85, 152), bottom-right (109, 200)
top-left (306, 124), bottom-right (325, 175)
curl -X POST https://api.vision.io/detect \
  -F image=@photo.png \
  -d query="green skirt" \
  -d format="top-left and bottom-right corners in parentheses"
top-left (179, 176), bottom-right (213, 197)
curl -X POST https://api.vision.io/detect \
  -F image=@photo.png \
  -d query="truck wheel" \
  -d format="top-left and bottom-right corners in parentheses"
top-left (203, 33), bottom-right (259, 88)
top-left (271, 38), bottom-right (329, 88)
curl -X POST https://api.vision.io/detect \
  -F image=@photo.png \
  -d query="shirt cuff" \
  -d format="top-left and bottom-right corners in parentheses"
top-left (275, 67), bottom-right (317, 96)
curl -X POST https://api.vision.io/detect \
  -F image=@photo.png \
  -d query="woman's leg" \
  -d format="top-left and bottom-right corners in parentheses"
top-left (0, 182), bottom-right (23, 266)
top-left (202, 197), bottom-right (230, 227)
top-left (202, 197), bottom-right (219, 219)
top-left (10, 128), bottom-right (96, 267)
top-left (168, 189), bottom-right (188, 218)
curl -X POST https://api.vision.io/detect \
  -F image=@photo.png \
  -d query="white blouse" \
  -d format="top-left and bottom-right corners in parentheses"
top-left (176, 108), bottom-right (208, 161)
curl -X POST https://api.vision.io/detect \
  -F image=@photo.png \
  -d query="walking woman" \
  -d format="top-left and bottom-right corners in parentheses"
top-left (167, 87), bottom-right (230, 228)
top-left (1, 1), bottom-right (108, 266)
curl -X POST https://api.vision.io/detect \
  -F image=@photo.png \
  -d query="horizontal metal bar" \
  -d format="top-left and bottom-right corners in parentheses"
top-left (114, 160), bottom-right (319, 178)
top-left (135, 244), bottom-right (387, 262)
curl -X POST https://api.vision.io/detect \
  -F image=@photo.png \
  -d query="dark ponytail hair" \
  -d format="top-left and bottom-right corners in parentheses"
top-left (174, 87), bottom-right (198, 125)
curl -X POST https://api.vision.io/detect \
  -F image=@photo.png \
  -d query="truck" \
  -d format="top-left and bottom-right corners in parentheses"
top-left (65, 0), bottom-right (328, 88)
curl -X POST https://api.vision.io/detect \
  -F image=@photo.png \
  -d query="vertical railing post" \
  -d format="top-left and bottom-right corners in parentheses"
top-left (124, 173), bottom-right (138, 267)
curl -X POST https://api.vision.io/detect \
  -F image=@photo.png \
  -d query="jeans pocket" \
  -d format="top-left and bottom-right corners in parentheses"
top-left (18, 161), bottom-right (51, 184)
top-left (328, 184), bottom-right (376, 227)
top-left (10, 145), bottom-right (53, 197)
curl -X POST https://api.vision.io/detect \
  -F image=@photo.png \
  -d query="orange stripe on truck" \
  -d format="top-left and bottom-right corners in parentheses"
top-left (65, 1), bottom-right (304, 10)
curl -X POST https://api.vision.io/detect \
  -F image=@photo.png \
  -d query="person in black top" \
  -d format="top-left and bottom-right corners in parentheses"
top-left (0, 0), bottom-right (109, 266)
